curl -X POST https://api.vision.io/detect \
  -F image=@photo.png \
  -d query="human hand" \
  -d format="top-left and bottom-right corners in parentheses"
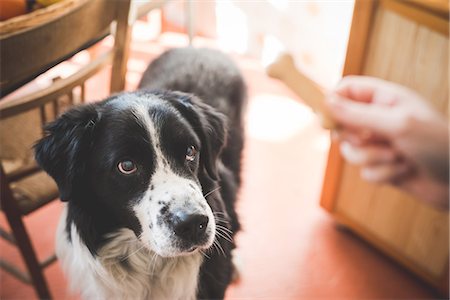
top-left (327, 76), bottom-right (449, 210)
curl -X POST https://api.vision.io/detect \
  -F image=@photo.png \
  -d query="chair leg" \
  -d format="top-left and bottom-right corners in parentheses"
top-left (1, 168), bottom-right (52, 299)
top-left (6, 214), bottom-right (52, 299)
top-left (110, 0), bottom-right (132, 93)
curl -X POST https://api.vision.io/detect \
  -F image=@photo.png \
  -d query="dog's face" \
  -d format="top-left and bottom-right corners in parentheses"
top-left (35, 91), bottom-right (227, 257)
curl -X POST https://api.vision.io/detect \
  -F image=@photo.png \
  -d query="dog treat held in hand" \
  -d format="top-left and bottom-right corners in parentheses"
top-left (266, 53), bottom-right (336, 129)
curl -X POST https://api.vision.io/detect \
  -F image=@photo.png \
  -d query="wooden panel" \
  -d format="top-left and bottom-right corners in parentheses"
top-left (335, 164), bottom-right (376, 227)
top-left (407, 0), bottom-right (449, 17)
top-left (404, 206), bottom-right (449, 277)
top-left (331, 211), bottom-right (448, 290)
top-left (364, 8), bottom-right (449, 112)
top-left (333, 166), bottom-right (447, 276)
top-left (332, 2), bottom-right (449, 289)
top-left (381, 0), bottom-right (449, 35)
top-left (341, 0), bottom-right (378, 76)
top-left (367, 187), bottom-right (419, 254)
top-left (320, 0), bottom-right (377, 211)
top-left (367, 188), bottom-right (449, 279)
top-left (320, 142), bottom-right (344, 211)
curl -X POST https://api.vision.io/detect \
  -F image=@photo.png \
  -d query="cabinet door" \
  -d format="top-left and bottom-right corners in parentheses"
top-left (321, 0), bottom-right (449, 293)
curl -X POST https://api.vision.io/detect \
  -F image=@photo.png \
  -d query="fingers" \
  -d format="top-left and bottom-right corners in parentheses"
top-left (360, 162), bottom-right (411, 183)
top-left (332, 127), bottom-right (387, 146)
top-left (339, 141), bottom-right (397, 166)
top-left (327, 75), bottom-right (422, 137)
top-left (334, 76), bottom-right (406, 105)
top-left (338, 141), bottom-right (411, 184)
top-left (328, 95), bottom-right (402, 137)
top-left (334, 76), bottom-right (379, 103)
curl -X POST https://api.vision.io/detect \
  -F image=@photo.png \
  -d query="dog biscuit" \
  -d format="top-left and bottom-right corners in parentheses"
top-left (266, 53), bottom-right (336, 129)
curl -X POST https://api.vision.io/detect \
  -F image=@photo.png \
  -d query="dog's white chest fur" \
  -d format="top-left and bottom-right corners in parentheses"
top-left (56, 206), bottom-right (203, 300)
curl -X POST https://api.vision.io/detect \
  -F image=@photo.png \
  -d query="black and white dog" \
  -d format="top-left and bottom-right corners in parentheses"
top-left (34, 48), bottom-right (246, 299)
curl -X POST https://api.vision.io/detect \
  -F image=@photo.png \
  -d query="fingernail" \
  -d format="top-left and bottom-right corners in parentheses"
top-left (340, 141), bottom-right (357, 164)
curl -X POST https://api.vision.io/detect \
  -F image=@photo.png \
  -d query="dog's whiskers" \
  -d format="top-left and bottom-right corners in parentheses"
top-left (216, 228), bottom-right (233, 243)
top-left (112, 234), bottom-right (145, 265)
top-left (204, 186), bottom-right (221, 198)
top-left (214, 217), bottom-right (231, 225)
top-left (124, 237), bottom-right (141, 244)
top-left (199, 249), bottom-right (211, 259)
top-left (213, 212), bottom-right (229, 223)
top-left (216, 224), bottom-right (233, 235)
top-left (213, 211), bottom-right (227, 217)
top-left (149, 252), bottom-right (159, 276)
top-left (212, 239), bottom-right (226, 257)
top-left (216, 225), bottom-right (233, 236)
top-left (120, 243), bottom-right (147, 262)
top-left (213, 212), bottom-right (231, 224)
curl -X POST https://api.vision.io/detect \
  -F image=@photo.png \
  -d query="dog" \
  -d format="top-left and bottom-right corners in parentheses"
top-left (34, 48), bottom-right (246, 299)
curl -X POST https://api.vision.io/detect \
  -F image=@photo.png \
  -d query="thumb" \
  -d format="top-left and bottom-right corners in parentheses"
top-left (327, 95), bottom-right (400, 137)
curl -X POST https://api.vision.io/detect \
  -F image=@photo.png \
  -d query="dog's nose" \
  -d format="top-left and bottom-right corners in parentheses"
top-left (173, 212), bottom-right (209, 243)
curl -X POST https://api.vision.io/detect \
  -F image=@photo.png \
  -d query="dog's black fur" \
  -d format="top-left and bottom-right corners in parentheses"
top-left (140, 48), bottom-right (246, 297)
top-left (34, 48), bottom-right (246, 299)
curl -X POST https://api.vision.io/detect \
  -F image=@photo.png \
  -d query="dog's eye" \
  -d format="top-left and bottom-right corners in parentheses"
top-left (185, 146), bottom-right (198, 162)
top-left (118, 160), bottom-right (137, 174)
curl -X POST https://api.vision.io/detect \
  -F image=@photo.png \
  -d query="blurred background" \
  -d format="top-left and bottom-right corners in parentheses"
top-left (0, 0), bottom-right (448, 299)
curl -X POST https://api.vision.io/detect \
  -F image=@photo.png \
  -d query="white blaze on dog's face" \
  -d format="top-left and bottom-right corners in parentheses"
top-left (134, 169), bottom-right (215, 257)
top-left (107, 94), bottom-right (216, 257)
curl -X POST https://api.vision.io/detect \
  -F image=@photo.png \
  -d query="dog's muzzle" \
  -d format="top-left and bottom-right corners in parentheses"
top-left (171, 211), bottom-right (210, 248)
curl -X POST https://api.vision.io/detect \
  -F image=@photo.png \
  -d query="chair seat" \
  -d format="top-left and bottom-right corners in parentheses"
top-left (10, 171), bottom-right (59, 215)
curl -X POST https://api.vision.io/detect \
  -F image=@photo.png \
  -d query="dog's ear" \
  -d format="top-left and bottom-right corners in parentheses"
top-left (197, 101), bottom-right (227, 181)
top-left (167, 92), bottom-right (227, 181)
top-left (34, 104), bottom-right (101, 201)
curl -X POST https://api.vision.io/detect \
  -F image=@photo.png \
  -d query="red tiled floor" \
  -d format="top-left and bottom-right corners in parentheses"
top-left (0, 27), bottom-right (440, 299)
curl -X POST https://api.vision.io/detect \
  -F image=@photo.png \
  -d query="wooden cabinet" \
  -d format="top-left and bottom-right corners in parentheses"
top-left (320, 0), bottom-right (449, 294)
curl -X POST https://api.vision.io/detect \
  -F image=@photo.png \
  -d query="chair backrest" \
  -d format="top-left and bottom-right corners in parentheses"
top-left (0, 0), bottom-right (131, 179)
top-left (0, 0), bottom-right (131, 97)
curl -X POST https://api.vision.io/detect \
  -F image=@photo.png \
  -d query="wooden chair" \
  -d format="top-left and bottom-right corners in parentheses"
top-left (0, 0), bottom-right (131, 298)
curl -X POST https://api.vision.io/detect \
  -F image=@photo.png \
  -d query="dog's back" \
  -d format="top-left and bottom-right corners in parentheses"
top-left (139, 48), bottom-right (246, 182)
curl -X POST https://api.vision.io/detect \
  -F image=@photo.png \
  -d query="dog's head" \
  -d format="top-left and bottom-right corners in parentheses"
top-left (35, 91), bottom-right (227, 257)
